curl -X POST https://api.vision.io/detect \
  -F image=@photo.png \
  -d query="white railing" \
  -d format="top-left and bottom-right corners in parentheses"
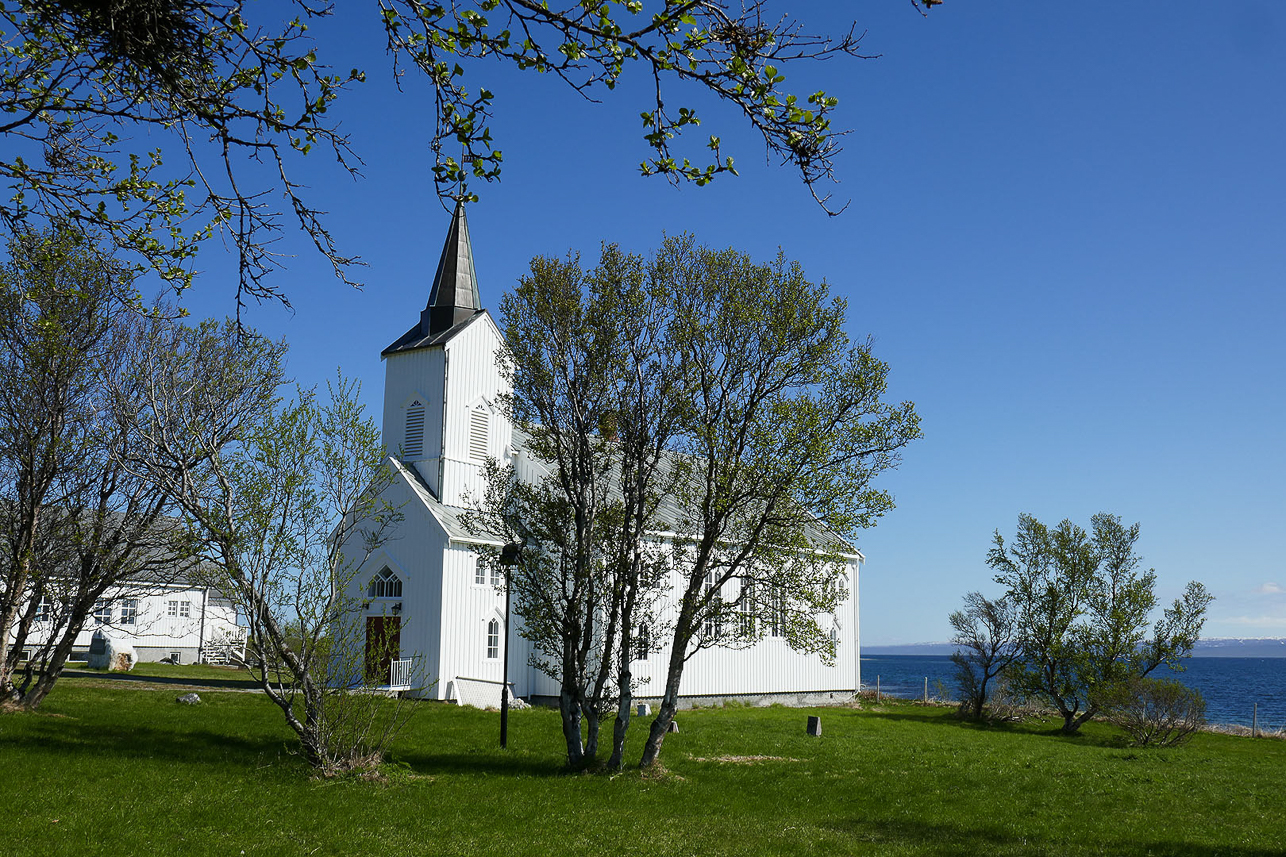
top-left (389, 658), bottom-right (414, 689)
top-left (202, 628), bottom-right (249, 665)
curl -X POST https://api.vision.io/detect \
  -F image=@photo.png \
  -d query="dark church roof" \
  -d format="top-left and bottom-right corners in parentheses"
top-left (383, 200), bottom-right (485, 356)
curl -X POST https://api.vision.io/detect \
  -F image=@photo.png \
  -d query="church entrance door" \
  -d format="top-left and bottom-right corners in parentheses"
top-left (365, 616), bottom-right (401, 684)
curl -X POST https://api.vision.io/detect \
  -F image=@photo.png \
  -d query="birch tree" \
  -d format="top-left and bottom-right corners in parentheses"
top-left (638, 237), bottom-right (920, 767)
top-left (0, 227), bottom-right (195, 710)
top-left (989, 513), bottom-right (1213, 734)
top-left (949, 591), bottom-right (1019, 721)
top-left (466, 243), bottom-right (681, 769)
top-left (122, 319), bottom-right (408, 773)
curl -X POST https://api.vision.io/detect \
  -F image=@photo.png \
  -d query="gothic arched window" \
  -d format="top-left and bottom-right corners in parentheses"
top-left (486, 618), bottom-right (500, 659)
top-left (367, 567), bottom-right (402, 599)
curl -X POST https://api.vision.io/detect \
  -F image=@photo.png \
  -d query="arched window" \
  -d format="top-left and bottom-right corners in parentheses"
top-left (468, 407), bottom-right (489, 461)
top-left (404, 400), bottom-right (425, 458)
top-left (367, 567), bottom-right (402, 599)
top-left (486, 618), bottom-right (500, 659)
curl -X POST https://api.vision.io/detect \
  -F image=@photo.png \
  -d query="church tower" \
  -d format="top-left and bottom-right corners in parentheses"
top-left (380, 202), bottom-right (510, 507)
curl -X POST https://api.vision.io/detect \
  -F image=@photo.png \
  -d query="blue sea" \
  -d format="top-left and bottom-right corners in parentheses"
top-left (861, 654), bottom-right (1286, 730)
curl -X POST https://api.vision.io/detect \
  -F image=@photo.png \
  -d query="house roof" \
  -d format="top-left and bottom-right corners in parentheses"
top-left (382, 200), bottom-right (485, 356)
top-left (388, 457), bottom-right (506, 547)
top-left (509, 426), bottom-right (863, 561)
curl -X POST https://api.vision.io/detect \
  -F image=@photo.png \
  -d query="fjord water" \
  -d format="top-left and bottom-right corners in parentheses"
top-left (861, 654), bottom-right (1286, 730)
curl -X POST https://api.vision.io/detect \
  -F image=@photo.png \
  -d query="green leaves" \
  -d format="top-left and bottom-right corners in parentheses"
top-left (990, 512), bottom-right (1214, 733)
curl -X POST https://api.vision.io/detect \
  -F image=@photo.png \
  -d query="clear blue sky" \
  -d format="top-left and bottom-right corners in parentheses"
top-left (174, 2), bottom-right (1286, 644)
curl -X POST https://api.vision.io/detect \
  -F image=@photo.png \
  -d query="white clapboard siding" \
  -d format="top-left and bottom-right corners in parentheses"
top-left (381, 348), bottom-right (445, 471)
top-left (438, 315), bottom-right (511, 507)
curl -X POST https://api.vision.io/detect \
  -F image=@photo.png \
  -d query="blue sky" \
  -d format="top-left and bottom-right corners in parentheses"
top-left (172, 2), bottom-right (1285, 644)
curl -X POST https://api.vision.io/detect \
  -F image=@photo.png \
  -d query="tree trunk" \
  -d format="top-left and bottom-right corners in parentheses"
top-left (639, 641), bottom-right (687, 767)
top-left (608, 689), bottom-right (631, 770)
top-left (0, 549), bottom-right (35, 697)
top-left (559, 687), bottom-right (585, 768)
top-left (584, 707), bottom-right (601, 760)
top-left (18, 624), bottom-right (80, 710)
top-left (1063, 706), bottom-right (1097, 734)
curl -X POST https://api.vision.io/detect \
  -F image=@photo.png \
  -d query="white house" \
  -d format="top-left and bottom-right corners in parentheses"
top-left (13, 575), bottom-right (245, 666)
top-left (348, 203), bottom-right (862, 707)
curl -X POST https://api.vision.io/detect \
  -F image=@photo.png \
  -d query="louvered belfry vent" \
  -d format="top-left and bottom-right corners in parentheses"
top-left (468, 408), bottom-right (488, 461)
top-left (405, 401), bottom-right (425, 458)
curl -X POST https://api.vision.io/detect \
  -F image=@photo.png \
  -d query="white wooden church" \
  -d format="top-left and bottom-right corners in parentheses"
top-left (346, 204), bottom-right (863, 707)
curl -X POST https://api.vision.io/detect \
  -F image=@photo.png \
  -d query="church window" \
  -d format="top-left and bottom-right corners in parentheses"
top-left (468, 408), bottom-right (489, 461)
top-left (368, 567), bottom-right (402, 599)
top-left (736, 581), bottom-right (756, 637)
top-left (486, 618), bottom-right (500, 659)
top-left (767, 588), bottom-right (786, 638)
top-left (635, 624), bottom-right (650, 660)
top-left (405, 400), bottom-right (425, 458)
top-left (702, 570), bottom-right (722, 639)
top-left (475, 558), bottom-right (486, 585)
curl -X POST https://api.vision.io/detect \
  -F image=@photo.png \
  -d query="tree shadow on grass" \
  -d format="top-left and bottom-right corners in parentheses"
top-left (61, 668), bottom-right (262, 691)
top-left (824, 816), bottom-right (1286, 857)
top-left (391, 747), bottom-right (577, 779)
top-left (0, 718), bottom-right (299, 771)
top-left (852, 707), bottom-right (1128, 749)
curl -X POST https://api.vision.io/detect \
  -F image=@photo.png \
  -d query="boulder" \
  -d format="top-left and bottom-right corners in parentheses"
top-left (104, 636), bottom-right (136, 672)
top-left (176, 693), bottom-right (201, 705)
top-left (86, 630), bottom-right (109, 668)
top-left (88, 631), bottom-right (135, 671)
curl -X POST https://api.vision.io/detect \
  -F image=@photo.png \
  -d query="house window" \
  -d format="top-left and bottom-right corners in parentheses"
top-left (120, 599), bottom-right (138, 625)
top-left (179, 600), bottom-right (191, 618)
top-left (93, 600), bottom-right (112, 624)
top-left (635, 624), bottom-right (650, 660)
top-left (167, 600), bottom-right (179, 617)
top-left (468, 408), bottom-right (489, 461)
top-left (486, 618), bottom-right (500, 659)
top-left (34, 596), bottom-right (51, 622)
top-left (405, 400), bottom-right (425, 458)
top-left (367, 567), bottom-right (402, 599)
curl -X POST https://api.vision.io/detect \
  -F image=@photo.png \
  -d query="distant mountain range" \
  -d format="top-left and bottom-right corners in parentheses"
top-left (863, 638), bottom-right (1286, 658)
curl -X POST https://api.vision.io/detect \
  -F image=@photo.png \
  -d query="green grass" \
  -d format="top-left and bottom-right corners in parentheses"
top-left (3, 675), bottom-right (1285, 856)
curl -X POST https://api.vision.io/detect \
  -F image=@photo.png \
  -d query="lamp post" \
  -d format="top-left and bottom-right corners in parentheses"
top-left (498, 540), bottom-right (523, 748)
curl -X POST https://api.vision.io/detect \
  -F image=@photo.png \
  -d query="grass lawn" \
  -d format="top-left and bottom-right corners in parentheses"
top-left (2, 670), bottom-right (1284, 856)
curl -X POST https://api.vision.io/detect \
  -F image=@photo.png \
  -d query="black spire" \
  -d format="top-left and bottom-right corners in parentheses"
top-left (422, 199), bottom-right (481, 335)
top-left (382, 200), bottom-right (484, 355)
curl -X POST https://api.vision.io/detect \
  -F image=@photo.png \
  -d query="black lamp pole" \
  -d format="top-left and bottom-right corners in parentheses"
top-left (498, 540), bottom-right (523, 749)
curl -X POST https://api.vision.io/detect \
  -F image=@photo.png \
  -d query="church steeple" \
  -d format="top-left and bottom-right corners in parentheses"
top-left (422, 200), bottom-right (481, 336)
top-left (382, 200), bottom-right (485, 355)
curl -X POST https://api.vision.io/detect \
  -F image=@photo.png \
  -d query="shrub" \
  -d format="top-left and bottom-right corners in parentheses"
top-left (1098, 677), bottom-right (1206, 747)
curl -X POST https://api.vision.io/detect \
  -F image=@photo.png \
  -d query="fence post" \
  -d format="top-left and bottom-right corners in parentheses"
top-left (923, 677), bottom-right (928, 703)
top-left (1252, 702), bottom-right (1258, 738)
top-left (876, 675), bottom-right (880, 701)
